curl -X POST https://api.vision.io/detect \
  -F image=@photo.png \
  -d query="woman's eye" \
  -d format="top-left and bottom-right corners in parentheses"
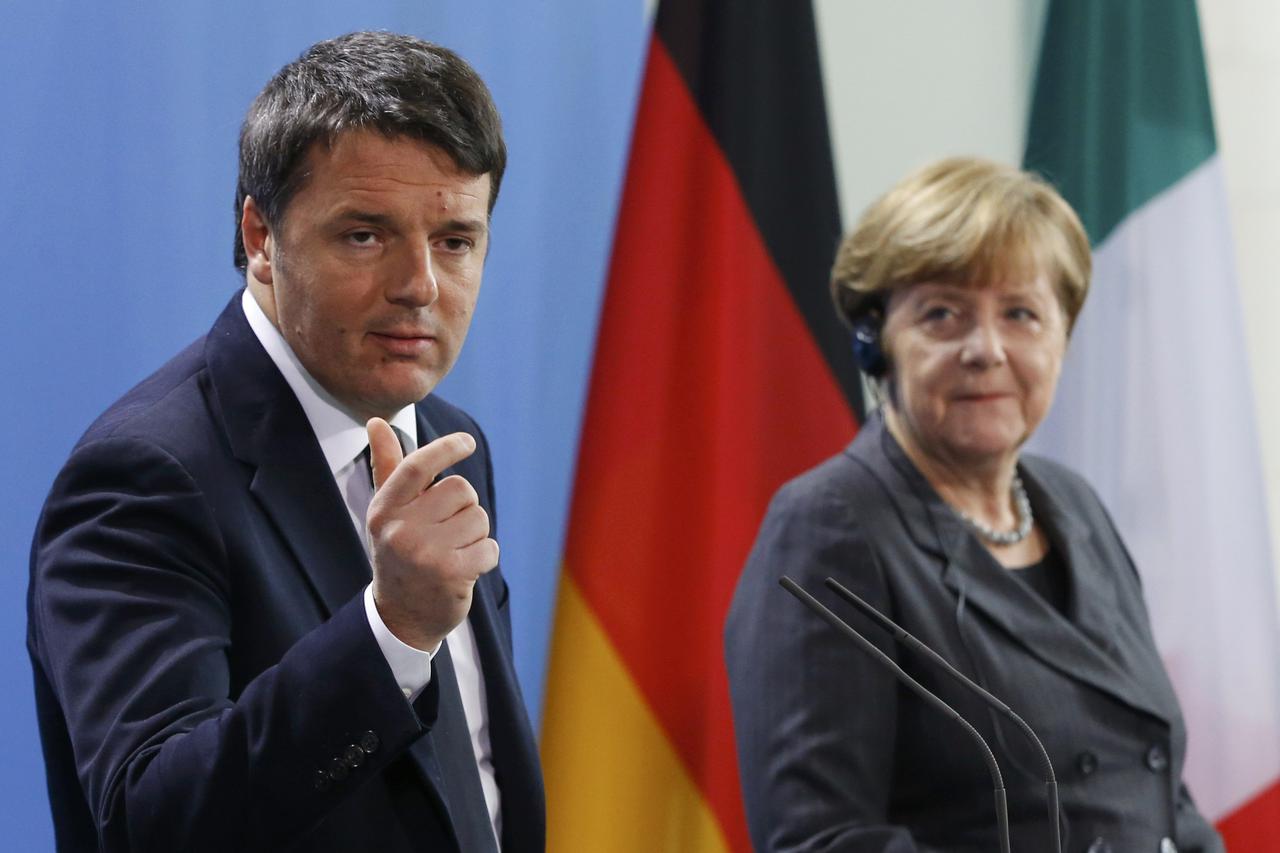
top-left (922, 305), bottom-right (955, 322)
top-left (1008, 306), bottom-right (1038, 322)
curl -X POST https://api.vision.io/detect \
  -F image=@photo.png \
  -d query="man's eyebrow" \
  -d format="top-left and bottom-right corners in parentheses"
top-left (330, 209), bottom-right (395, 228)
top-left (441, 217), bottom-right (489, 234)
top-left (329, 209), bottom-right (488, 235)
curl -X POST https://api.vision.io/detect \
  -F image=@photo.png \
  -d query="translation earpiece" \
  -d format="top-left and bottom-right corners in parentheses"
top-left (851, 300), bottom-right (888, 378)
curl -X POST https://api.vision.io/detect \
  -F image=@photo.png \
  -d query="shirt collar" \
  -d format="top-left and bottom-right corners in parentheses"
top-left (241, 288), bottom-right (418, 474)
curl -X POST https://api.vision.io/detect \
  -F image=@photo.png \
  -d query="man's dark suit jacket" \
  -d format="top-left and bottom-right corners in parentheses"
top-left (27, 294), bottom-right (545, 853)
top-left (726, 414), bottom-right (1223, 852)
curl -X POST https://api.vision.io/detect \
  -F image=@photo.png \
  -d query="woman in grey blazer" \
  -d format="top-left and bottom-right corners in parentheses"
top-left (725, 158), bottom-right (1223, 853)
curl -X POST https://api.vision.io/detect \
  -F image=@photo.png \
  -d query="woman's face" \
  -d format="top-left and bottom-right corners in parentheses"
top-left (881, 273), bottom-right (1068, 471)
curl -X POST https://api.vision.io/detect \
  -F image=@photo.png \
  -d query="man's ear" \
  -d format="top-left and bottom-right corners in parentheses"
top-left (241, 197), bottom-right (274, 285)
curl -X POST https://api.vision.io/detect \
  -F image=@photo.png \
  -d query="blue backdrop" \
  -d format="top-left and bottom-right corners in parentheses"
top-left (0, 2), bottom-right (649, 846)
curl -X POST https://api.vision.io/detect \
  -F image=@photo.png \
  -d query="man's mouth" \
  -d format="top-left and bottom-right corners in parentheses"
top-left (369, 330), bottom-right (435, 357)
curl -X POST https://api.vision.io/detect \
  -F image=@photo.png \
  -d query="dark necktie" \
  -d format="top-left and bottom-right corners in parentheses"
top-left (358, 435), bottom-right (500, 851)
top-left (431, 637), bottom-right (500, 852)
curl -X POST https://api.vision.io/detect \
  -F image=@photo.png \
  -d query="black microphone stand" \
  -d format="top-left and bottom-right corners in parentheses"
top-left (779, 577), bottom-right (1012, 853)
top-left (824, 577), bottom-right (1063, 853)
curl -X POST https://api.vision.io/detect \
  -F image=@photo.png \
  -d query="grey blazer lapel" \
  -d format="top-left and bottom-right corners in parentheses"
top-left (1026, 464), bottom-right (1181, 725)
top-left (939, 539), bottom-right (1166, 723)
top-left (855, 414), bottom-right (1173, 724)
top-left (939, 473), bottom-right (1172, 725)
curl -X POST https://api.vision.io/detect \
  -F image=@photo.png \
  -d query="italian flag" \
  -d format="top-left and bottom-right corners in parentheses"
top-left (539, 0), bottom-right (858, 848)
top-left (1024, 0), bottom-right (1280, 846)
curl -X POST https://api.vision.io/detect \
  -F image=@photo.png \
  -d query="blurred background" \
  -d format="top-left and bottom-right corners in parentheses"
top-left (3, 0), bottom-right (1277, 848)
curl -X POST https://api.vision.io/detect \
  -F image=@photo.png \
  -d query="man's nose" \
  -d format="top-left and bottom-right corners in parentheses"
top-left (389, 241), bottom-right (439, 307)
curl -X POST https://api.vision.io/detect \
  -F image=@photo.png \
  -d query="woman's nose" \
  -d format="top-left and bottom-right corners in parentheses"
top-left (959, 319), bottom-right (1006, 367)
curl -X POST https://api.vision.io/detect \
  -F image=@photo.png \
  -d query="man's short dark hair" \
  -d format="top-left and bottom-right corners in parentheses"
top-left (233, 31), bottom-right (506, 271)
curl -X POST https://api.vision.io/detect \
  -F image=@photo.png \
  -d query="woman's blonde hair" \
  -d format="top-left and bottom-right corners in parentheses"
top-left (831, 157), bottom-right (1091, 331)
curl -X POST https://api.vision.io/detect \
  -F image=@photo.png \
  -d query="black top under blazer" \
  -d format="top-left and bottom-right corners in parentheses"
top-left (726, 413), bottom-right (1223, 852)
top-left (28, 294), bottom-right (545, 853)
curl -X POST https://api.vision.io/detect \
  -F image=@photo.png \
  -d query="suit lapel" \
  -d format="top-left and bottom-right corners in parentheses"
top-left (854, 415), bottom-right (1171, 724)
top-left (248, 443), bottom-right (370, 615)
top-left (206, 297), bottom-right (370, 615)
top-left (469, 574), bottom-right (545, 850)
top-left (205, 295), bottom-right (370, 617)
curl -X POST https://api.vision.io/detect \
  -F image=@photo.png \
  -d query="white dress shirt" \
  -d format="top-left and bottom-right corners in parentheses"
top-left (241, 289), bottom-right (501, 844)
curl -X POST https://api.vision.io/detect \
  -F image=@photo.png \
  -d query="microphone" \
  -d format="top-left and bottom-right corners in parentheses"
top-left (824, 577), bottom-right (1062, 853)
top-left (778, 576), bottom-right (1011, 853)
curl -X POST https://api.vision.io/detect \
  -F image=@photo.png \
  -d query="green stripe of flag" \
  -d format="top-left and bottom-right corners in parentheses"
top-left (1024, 0), bottom-right (1217, 246)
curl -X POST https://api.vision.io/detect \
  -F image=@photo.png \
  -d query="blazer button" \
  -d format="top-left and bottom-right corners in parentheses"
top-left (360, 731), bottom-right (380, 754)
top-left (1160, 838), bottom-right (1178, 853)
top-left (343, 744), bottom-right (366, 768)
top-left (1086, 838), bottom-right (1113, 853)
top-left (328, 756), bottom-right (350, 782)
top-left (314, 769), bottom-right (332, 792)
top-left (1076, 751), bottom-right (1099, 776)
top-left (1145, 744), bottom-right (1170, 773)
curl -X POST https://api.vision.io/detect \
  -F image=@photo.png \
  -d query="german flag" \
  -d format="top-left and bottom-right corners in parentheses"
top-left (541, 1), bottom-right (859, 848)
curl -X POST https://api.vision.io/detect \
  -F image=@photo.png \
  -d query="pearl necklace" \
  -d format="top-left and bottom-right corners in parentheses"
top-left (957, 476), bottom-right (1033, 545)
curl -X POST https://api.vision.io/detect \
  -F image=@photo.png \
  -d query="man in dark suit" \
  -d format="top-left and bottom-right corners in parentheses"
top-left (28, 31), bottom-right (544, 852)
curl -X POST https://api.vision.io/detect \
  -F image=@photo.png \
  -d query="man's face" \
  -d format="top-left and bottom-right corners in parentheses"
top-left (243, 130), bottom-right (491, 420)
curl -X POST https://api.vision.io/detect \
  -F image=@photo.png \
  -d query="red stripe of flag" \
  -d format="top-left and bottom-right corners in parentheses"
top-left (1218, 781), bottom-right (1280, 851)
top-left (559, 14), bottom-right (855, 849)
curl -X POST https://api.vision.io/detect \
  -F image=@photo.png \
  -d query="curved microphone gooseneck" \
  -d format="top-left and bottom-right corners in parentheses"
top-left (778, 576), bottom-right (1012, 853)
top-left (824, 577), bottom-right (1063, 853)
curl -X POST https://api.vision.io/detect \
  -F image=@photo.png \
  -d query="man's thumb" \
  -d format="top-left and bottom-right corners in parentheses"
top-left (366, 417), bottom-right (404, 491)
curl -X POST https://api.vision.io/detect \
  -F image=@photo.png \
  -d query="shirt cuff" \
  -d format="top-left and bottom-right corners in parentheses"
top-left (364, 584), bottom-right (438, 702)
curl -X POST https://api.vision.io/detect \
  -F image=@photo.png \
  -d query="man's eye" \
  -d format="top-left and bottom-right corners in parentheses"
top-left (437, 237), bottom-right (474, 253)
top-left (347, 231), bottom-right (378, 246)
